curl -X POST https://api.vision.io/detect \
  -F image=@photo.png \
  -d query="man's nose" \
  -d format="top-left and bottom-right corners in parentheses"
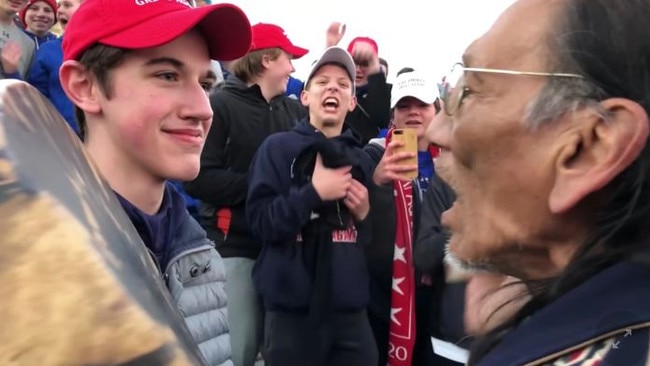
top-left (426, 107), bottom-right (451, 148)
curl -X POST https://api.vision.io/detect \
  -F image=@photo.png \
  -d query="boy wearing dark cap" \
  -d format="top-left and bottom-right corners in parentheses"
top-left (58, 0), bottom-right (252, 364)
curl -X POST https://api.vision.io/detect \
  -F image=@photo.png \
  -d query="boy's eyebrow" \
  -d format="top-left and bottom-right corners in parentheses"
top-left (144, 57), bottom-right (185, 69)
top-left (145, 57), bottom-right (218, 81)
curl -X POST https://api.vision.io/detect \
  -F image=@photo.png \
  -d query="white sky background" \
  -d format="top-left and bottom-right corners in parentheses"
top-left (225, 0), bottom-right (518, 83)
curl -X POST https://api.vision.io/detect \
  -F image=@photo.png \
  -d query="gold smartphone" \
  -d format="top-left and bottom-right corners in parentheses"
top-left (391, 128), bottom-right (418, 180)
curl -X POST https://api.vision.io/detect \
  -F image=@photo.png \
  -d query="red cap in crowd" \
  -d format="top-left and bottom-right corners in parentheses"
top-left (249, 23), bottom-right (309, 59)
top-left (347, 36), bottom-right (379, 56)
top-left (20, 0), bottom-right (57, 29)
top-left (62, 0), bottom-right (252, 62)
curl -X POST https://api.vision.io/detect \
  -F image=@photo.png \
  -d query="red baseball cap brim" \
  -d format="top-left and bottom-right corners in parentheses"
top-left (281, 44), bottom-right (309, 59)
top-left (99, 4), bottom-right (251, 61)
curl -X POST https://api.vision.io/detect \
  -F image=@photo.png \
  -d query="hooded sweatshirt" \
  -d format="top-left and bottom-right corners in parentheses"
top-left (21, 29), bottom-right (56, 49)
top-left (247, 119), bottom-right (375, 312)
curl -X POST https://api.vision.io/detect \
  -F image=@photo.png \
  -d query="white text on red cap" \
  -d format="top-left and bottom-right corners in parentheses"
top-left (135, 0), bottom-right (191, 7)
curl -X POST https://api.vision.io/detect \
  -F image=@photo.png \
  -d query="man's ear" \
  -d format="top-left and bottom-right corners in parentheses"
top-left (549, 98), bottom-right (649, 213)
top-left (59, 60), bottom-right (102, 115)
top-left (300, 89), bottom-right (309, 107)
top-left (348, 94), bottom-right (357, 112)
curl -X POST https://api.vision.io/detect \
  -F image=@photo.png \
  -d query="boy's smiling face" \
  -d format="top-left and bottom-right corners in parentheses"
top-left (89, 29), bottom-right (216, 183)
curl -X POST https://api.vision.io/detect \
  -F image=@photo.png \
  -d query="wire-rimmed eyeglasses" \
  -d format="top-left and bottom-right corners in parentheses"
top-left (440, 62), bottom-right (584, 116)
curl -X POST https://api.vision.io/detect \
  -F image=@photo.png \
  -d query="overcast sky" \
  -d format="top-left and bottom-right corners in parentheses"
top-left (225, 0), bottom-right (518, 83)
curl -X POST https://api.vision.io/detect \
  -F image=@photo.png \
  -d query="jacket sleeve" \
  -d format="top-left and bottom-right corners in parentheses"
top-left (184, 93), bottom-right (248, 206)
top-left (413, 175), bottom-right (456, 273)
top-left (27, 49), bottom-right (48, 97)
top-left (365, 72), bottom-right (391, 130)
top-left (246, 137), bottom-right (323, 243)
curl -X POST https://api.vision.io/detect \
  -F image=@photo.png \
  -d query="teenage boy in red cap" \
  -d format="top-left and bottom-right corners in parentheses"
top-left (345, 36), bottom-right (391, 144)
top-left (19, 0), bottom-right (57, 49)
top-left (185, 21), bottom-right (308, 366)
top-left (58, 0), bottom-right (252, 365)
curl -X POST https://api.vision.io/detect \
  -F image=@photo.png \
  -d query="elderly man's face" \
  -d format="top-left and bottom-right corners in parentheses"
top-left (429, 0), bottom-right (571, 277)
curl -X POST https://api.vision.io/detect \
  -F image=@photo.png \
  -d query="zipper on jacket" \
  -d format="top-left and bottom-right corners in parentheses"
top-left (164, 243), bottom-right (214, 275)
top-left (335, 201), bottom-right (344, 226)
top-left (525, 322), bottom-right (650, 365)
top-left (144, 245), bottom-right (163, 277)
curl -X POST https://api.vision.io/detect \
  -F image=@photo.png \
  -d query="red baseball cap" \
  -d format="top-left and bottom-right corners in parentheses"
top-left (249, 23), bottom-right (308, 59)
top-left (347, 36), bottom-right (379, 56)
top-left (62, 0), bottom-right (252, 62)
top-left (20, 0), bottom-right (57, 29)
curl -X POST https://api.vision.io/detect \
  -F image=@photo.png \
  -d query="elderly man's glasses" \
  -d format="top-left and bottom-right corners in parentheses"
top-left (440, 62), bottom-right (584, 116)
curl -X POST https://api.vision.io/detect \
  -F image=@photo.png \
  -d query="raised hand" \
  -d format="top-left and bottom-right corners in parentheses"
top-left (326, 22), bottom-right (346, 48)
top-left (1, 41), bottom-right (22, 75)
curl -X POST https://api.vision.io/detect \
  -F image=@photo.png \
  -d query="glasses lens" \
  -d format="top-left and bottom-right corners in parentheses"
top-left (354, 58), bottom-right (369, 68)
top-left (443, 63), bottom-right (465, 115)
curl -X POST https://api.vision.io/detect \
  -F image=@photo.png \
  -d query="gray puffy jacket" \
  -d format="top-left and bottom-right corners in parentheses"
top-left (164, 213), bottom-right (232, 366)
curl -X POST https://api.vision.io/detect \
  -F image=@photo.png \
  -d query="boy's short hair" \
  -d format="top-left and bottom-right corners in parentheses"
top-left (232, 48), bottom-right (282, 83)
top-left (74, 44), bottom-right (130, 139)
top-left (379, 57), bottom-right (388, 73)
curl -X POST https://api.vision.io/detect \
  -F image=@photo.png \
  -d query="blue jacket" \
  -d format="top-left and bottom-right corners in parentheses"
top-left (167, 180), bottom-right (200, 221)
top-left (27, 37), bottom-right (77, 134)
top-left (475, 261), bottom-right (650, 365)
top-left (247, 119), bottom-right (374, 312)
top-left (285, 75), bottom-right (303, 99)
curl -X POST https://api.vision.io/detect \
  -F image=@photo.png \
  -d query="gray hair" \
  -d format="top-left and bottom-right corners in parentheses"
top-left (523, 7), bottom-right (610, 129)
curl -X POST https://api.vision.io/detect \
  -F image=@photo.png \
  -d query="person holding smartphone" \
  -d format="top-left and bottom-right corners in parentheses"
top-left (363, 70), bottom-right (441, 366)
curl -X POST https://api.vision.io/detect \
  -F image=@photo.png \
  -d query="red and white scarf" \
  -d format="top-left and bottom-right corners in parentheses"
top-left (386, 130), bottom-right (417, 366)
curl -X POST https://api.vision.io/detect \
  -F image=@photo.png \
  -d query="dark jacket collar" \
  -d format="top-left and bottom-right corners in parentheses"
top-left (479, 260), bottom-right (650, 365)
top-left (223, 74), bottom-right (287, 106)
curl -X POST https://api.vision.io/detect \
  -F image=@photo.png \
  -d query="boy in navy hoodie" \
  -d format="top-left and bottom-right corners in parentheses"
top-left (247, 46), bottom-right (378, 366)
top-left (58, 0), bottom-right (252, 364)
